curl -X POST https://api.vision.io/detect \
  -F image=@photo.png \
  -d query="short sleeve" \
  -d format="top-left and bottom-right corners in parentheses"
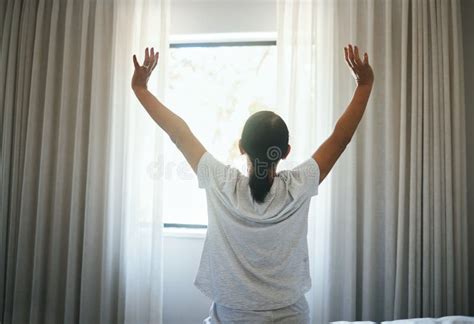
top-left (284, 157), bottom-right (320, 198)
top-left (196, 152), bottom-right (240, 190)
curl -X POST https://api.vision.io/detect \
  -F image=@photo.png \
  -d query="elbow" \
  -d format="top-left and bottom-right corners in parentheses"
top-left (169, 133), bottom-right (179, 146)
top-left (169, 120), bottom-right (190, 148)
top-left (333, 123), bottom-right (352, 148)
top-left (169, 132), bottom-right (183, 148)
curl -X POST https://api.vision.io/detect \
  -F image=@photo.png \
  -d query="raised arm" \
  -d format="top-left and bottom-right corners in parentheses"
top-left (132, 47), bottom-right (206, 173)
top-left (312, 44), bottom-right (374, 183)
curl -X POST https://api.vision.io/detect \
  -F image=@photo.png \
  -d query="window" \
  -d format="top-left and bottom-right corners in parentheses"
top-left (162, 34), bottom-right (277, 226)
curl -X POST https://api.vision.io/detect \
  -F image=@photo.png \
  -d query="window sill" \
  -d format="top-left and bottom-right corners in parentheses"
top-left (163, 226), bottom-right (207, 239)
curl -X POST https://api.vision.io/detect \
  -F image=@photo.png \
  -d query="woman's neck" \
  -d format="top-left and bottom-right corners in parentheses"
top-left (247, 166), bottom-right (277, 182)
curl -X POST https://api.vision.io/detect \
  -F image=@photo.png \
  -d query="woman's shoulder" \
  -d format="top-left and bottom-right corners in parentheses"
top-left (197, 152), bottom-right (243, 190)
top-left (276, 158), bottom-right (320, 197)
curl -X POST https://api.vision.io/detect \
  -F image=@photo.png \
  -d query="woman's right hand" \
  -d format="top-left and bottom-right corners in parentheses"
top-left (344, 44), bottom-right (374, 86)
top-left (132, 47), bottom-right (159, 91)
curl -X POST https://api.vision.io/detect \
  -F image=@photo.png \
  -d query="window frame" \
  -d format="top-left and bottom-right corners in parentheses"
top-left (163, 33), bottom-right (277, 230)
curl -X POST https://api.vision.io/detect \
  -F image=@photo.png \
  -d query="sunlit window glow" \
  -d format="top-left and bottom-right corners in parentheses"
top-left (162, 43), bottom-right (277, 225)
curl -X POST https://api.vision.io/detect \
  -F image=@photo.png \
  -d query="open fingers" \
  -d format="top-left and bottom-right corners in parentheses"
top-left (144, 47), bottom-right (150, 67)
top-left (133, 54), bottom-right (140, 69)
top-left (363, 52), bottom-right (369, 65)
top-left (150, 47), bottom-right (155, 66)
top-left (344, 47), bottom-right (353, 68)
top-left (354, 46), bottom-right (364, 66)
top-left (347, 44), bottom-right (358, 68)
top-left (151, 51), bottom-right (159, 71)
top-left (148, 47), bottom-right (156, 71)
top-left (134, 47), bottom-right (159, 73)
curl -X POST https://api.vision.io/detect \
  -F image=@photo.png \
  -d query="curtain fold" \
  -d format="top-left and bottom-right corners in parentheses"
top-left (460, 0), bottom-right (474, 315)
top-left (277, 0), bottom-right (469, 322)
top-left (0, 0), bottom-right (169, 323)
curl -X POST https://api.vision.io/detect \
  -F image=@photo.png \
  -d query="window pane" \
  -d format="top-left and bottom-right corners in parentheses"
top-left (163, 44), bottom-right (277, 225)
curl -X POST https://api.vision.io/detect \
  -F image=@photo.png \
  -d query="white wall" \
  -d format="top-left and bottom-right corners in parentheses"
top-left (170, 0), bottom-right (276, 35)
top-left (163, 234), bottom-right (209, 323)
top-left (163, 1), bottom-right (277, 323)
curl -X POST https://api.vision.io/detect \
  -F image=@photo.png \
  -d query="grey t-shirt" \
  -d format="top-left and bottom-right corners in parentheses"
top-left (194, 152), bottom-right (320, 311)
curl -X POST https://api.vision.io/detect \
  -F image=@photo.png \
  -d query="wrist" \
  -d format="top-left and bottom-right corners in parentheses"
top-left (356, 82), bottom-right (373, 91)
top-left (356, 78), bottom-right (373, 86)
top-left (132, 85), bottom-right (148, 93)
top-left (352, 83), bottom-right (373, 104)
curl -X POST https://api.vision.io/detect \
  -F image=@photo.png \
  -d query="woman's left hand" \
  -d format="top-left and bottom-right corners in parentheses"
top-left (344, 44), bottom-right (374, 87)
top-left (132, 47), bottom-right (159, 91)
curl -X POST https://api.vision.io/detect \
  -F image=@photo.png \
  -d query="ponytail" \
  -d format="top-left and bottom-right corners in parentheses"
top-left (241, 111), bottom-right (289, 204)
top-left (248, 158), bottom-right (275, 203)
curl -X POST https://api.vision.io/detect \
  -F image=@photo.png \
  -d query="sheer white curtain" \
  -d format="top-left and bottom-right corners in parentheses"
top-left (277, 0), bottom-right (469, 322)
top-left (0, 0), bottom-right (169, 323)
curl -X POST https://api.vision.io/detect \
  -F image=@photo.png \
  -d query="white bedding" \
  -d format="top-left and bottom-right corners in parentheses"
top-left (382, 316), bottom-right (474, 324)
top-left (331, 316), bottom-right (474, 324)
top-left (331, 321), bottom-right (377, 324)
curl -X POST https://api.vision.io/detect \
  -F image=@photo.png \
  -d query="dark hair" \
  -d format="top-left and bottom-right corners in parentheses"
top-left (240, 111), bottom-right (289, 203)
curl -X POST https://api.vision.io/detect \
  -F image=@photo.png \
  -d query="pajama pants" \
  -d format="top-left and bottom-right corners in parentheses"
top-left (203, 295), bottom-right (310, 324)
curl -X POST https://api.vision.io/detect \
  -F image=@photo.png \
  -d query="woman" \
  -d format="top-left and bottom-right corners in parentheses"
top-left (132, 44), bottom-right (374, 323)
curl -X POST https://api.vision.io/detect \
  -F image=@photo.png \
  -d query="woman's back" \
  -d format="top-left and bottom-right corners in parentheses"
top-left (194, 152), bottom-right (320, 310)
